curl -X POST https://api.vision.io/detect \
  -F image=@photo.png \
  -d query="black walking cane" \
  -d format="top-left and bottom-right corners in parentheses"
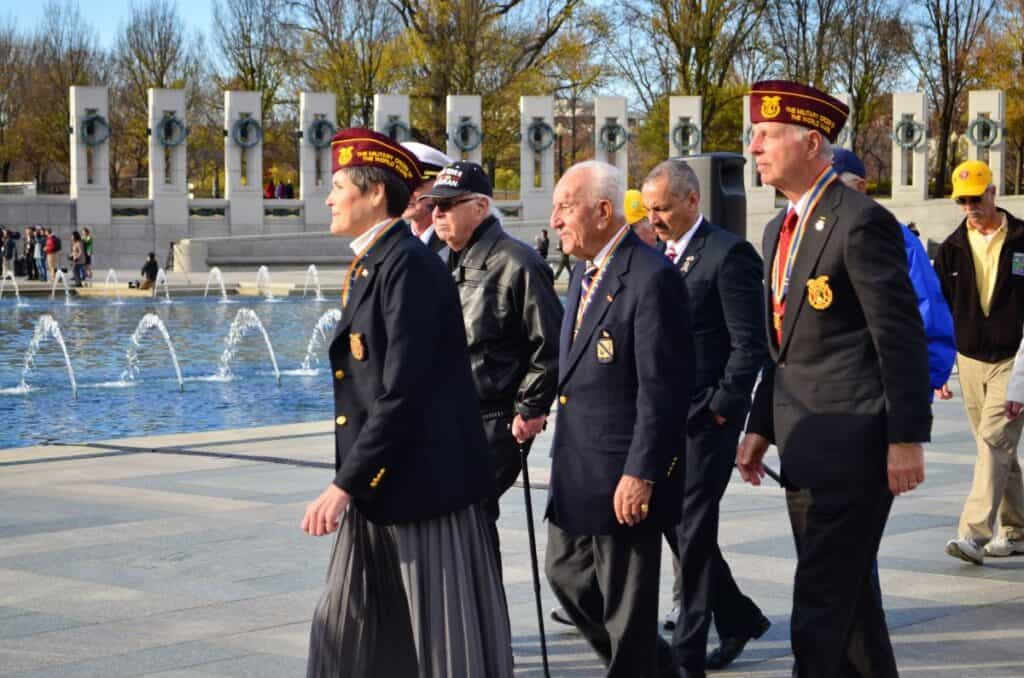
top-left (519, 443), bottom-right (551, 678)
top-left (735, 462), bottom-right (784, 486)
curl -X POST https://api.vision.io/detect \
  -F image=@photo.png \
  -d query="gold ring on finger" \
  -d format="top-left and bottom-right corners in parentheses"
top-left (640, 503), bottom-right (649, 514)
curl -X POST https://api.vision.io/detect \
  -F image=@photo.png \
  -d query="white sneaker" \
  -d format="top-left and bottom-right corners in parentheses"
top-left (984, 536), bottom-right (1024, 557)
top-left (663, 605), bottom-right (679, 631)
top-left (945, 537), bottom-right (984, 565)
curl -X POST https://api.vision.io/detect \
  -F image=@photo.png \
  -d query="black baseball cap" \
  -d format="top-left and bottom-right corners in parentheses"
top-left (423, 161), bottom-right (493, 199)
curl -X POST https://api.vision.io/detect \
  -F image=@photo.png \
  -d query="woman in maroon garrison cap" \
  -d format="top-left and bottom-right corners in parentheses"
top-left (301, 127), bottom-right (513, 677)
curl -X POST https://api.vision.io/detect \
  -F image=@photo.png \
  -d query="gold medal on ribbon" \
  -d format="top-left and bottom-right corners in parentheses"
top-left (596, 330), bottom-right (615, 364)
top-left (806, 275), bottom-right (833, 310)
top-left (350, 333), bottom-right (367, 361)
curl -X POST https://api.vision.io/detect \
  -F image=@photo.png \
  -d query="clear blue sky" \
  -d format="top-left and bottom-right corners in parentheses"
top-left (8, 0), bottom-right (215, 49)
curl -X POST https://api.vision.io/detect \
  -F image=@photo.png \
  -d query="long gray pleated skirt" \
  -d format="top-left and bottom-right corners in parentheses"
top-left (306, 502), bottom-right (514, 678)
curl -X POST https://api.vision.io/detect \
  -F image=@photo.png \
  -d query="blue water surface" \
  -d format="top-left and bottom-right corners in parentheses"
top-left (0, 295), bottom-right (340, 449)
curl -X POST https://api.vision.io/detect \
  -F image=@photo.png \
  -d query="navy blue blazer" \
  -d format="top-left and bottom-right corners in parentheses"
top-left (546, 229), bottom-right (694, 535)
top-left (328, 221), bottom-right (493, 525)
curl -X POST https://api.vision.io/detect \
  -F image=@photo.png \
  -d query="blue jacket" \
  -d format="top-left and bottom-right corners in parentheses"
top-left (903, 225), bottom-right (956, 390)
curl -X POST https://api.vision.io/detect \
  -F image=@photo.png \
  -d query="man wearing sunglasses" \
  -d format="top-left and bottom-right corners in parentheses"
top-left (425, 161), bottom-right (563, 565)
top-left (935, 160), bottom-right (1024, 565)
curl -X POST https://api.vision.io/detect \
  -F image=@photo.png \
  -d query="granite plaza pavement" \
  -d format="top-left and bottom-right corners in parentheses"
top-left (2, 377), bottom-right (1024, 677)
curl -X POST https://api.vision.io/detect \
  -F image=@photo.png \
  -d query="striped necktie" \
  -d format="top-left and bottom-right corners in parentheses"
top-left (573, 265), bottom-right (598, 338)
top-left (581, 264), bottom-right (597, 298)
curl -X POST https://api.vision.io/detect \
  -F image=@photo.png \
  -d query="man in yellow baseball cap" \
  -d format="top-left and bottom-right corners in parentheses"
top-left (936, 159), bottom-right (1024, 565)
top-left (950, 159), bottom-right (993, 200)
top-left (624, 188), bottom-right (657, 247)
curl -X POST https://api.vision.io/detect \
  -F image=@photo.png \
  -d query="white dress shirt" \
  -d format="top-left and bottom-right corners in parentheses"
top-left (663, 213), bottom-right (705, 265)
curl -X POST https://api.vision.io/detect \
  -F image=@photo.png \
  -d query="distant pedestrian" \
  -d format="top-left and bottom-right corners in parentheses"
top-left (534, 228), bottom-right (550, 260)
top-left (264, 180), bottom-right (276, 199)
top-left (22, 228), bottom-right (36, 279)
top-left (552, 237), bottom-right (572, 280)
top-left (82, 227), bottom-right (94, 279)
top-left (1, 227), bottom-right (18, 277)
top-left (45, 228), bottom-right (60, 280)
top-left (33, 227), bottom-right (46, 282)
top-left (140, 252), bottom-right (159, 290)
top-left (69, 231), bottom-right (85, 287)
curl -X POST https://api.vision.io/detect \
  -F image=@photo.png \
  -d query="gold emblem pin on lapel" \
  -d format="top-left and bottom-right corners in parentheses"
top-left (814, 217), bottom-right (826, 232)
top-left (350, 333), bottom-right (367, 361)
top-left (596, 330), bottom-right (615, 364)
top-left (682, 255), bottom-right (695, 273)
top-left (360, 268), bottom-right (369, 278)
top-left (606, 294), bottom-right (614, 302)
top-left (807, 275), bottom-right (833, 310)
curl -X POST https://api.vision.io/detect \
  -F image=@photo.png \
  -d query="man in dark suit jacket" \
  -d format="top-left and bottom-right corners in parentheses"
top-left (642, 159), bottom-right (770, 675)
top-left (302, 128), bottom-right (512, 677)
top-left (545, 159), bottom-right (694, 678)
top-left (737, 82), bottom-right (932, 677)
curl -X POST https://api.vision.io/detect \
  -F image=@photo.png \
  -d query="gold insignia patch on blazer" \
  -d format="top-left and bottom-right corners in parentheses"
top-left (596, 330), bottom-right (615, 364)
top-left (806, 275), bottom-right (833, 310)
top-left (350, 333), bottom-right (367, 361)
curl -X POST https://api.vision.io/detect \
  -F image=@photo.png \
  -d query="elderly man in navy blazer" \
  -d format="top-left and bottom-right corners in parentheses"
top-left (545, 159), bottom-right (694, 678)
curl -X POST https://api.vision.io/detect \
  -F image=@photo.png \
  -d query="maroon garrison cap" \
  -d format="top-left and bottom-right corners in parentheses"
top-left (330, 127), bottom-right (423, 193)
top-left (749, 80), bottom-right (849, 143)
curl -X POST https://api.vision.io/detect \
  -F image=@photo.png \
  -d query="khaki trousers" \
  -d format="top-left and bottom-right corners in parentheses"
top-left (957, 353), bottom-right (1024, 543)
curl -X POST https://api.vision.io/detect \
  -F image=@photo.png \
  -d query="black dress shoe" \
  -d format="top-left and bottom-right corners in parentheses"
top-left (705, 614), bottom-right (771, 670)
top-left (549, 607), bottom-right (574, 627)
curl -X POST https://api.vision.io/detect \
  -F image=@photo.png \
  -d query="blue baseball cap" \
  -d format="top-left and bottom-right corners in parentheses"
top-left (832, 148), bottom-right (866, 178)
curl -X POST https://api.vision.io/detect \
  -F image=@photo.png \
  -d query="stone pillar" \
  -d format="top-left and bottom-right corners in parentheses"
top-left (891, 92), bottom-right (928, 204)
top-left (300, 92), bottom-right (337, 228)
top-left (967, 90), bottom-right (1005, 192)
top-left (69, 86), bottom-right (111, 227)
top-left (520, 96), bottom-right (555, 221)
top-left (148, 88), bottom-right (188, 254)
top-left (836, 93), bottom-right (853, 150)
top-left (224, 91), bottom-right (264, 232)
top-left (742, 94), bottom-right (776, 212)
top-left (446, 95), bottom-right (483, 164)
top-left (668, 96), bottom-right (702, 156)
top-left (373, 94), bottom-right (411, 141)
top-left (594, 96), bottom-right (628, 179)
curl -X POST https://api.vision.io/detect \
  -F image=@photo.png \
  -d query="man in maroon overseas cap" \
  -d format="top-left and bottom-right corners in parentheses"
top-left (302, 127), bottom-right (513, 677)
top-left (737, 83), bottom-right (932, 676)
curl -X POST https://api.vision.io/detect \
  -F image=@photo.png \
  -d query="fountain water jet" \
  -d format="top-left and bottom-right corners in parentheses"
top-left (0, 270), bottom-right (22, 305)
top-left (299, 308), bottom-right (342, 371)
top-left (19, 314), bottom-right (77, 397)
top-left (302, 265), bottom-right (325, 301)
top-left (121, 313), bottom-right (184, 392)
top-left (50, 270), bottom-right (71, 304)
top-left (255, 265), bottom-right (274, 300)
top-left (216, 308), bottom-right (281, 384)
top-left (104, 269), bottom-right (122, 303)
top-left (153, 269), bottom-right (171, 302)
top-left (204, 267), bottom-right (229, 302)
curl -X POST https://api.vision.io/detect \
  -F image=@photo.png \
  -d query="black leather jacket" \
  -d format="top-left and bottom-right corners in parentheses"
top-left (450, 216), bottom-right (563, 419)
